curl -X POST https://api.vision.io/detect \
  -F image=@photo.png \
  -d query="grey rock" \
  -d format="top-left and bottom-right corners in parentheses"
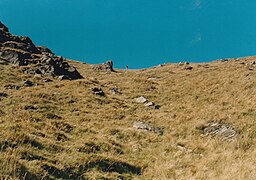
top-left (21, 80), bottom-right (34, 87)
top-left (220, 58), bottom-right (239, 62)
top-left (37, 55), bottom-right (83, 79)
top-left (184, 66), bottom-right (193, 70)
top-left (200, 122), bottom-right (237, 140)
top-left (90, 87), bottom-right (104, 96)
top-left (110, 87), bottom-right (121, 94)
top-left (0, 50), bottom-right (29, 66)
top-left (134, 96), bottom-right (147, 103)
top-left (133, 120), bottom-right (163, 135)
top-left (93, 60), bottom-right (114, 71)
top-left (144, 102), bottom-right (155, 107)
top-left (144, 102), bottom-right (161, 109)
top-left (178, 61), bottom-right (189, 66)
top-left (147, 77), bottom-right (157, 81)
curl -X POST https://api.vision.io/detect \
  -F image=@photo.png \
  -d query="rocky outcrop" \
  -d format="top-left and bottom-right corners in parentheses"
top-left (199, 122), bottom-right (237, 140)
top-left (0, 21), bottom-right (9, 32)
top-left (93, 60), bottom-right (114, 71)
top-left (0, 50), bottom-right (31, 66)
top-left (35, 55), bottom-right (83, 79)
top-left (0, 21), bottom-right (83, 80)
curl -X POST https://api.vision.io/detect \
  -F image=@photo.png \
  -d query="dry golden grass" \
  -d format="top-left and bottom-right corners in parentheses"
top-left (0, 57), bottom-right (256, 179)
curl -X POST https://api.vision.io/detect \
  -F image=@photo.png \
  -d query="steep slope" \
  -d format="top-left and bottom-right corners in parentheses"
top-left (0, 22), bottom-right (256, 179)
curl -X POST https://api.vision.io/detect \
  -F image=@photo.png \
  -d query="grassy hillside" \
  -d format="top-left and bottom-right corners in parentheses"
top-left (0, 56), bottom-right (256, 179)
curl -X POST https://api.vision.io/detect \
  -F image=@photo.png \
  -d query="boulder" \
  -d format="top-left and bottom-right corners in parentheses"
top-left (90, 87), bottom-right (104, 96)
top-left (38, 55), bottom-right (83, 79)
top-left (134, 96), bottom-right (147, 103)
top-left (93, 60), bottom-right (114, 71)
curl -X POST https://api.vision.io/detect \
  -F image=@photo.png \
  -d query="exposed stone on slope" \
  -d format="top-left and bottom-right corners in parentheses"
top-left (21, 80), bottom-right (34, 87)
top-left (93, 60), bottom-right (114, 71)
top-left (133, 120), bottom-right (163, 135)
top-left (90, 87), bottom-right (104, 96)
top-left (36, 46), bottom-right (54, 55)
top-left (35, 55), bottom-right (83, 79)
top-left (0, 21), bottom-right (83, 80)
top-left (144, 101), bottom-right (160, 109)
top-left (134, 96), bottom-right (147, 103)
top-left (0, 50), bottom-right (31, 66)
top-left (147, 77), bottom-right (158, 81)
top-left (2, 41), bottom-right (40, 54)
top-left (199, 122), bottom-right (237, 140)
top-left (144, 102), bottom-right (155, 107)
top-left (178, 61), bottom-right (189, 66)
top-left (110, 87), bottom-right (121, 95)
top-left (0, 21), bottom-right (9, 32)
top-left (184, 66), bottom-right (193, 70)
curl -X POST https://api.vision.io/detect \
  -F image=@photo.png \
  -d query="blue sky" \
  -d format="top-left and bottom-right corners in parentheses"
top-left (1, 0), bottom-right (256, 69)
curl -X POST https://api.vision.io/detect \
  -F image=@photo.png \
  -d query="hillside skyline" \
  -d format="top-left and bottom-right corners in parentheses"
top-left (1, 0), bottom-right (256, 68)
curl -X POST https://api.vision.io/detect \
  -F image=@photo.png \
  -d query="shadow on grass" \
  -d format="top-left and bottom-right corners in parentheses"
top-left (0, 136), bottom-right (43, 152)
top-left (42, 158), bottom-right (141, 179)
top-left (81, 158), bottom-right (141, 175)
top-left (1, 163), bottom-right (38, 179)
